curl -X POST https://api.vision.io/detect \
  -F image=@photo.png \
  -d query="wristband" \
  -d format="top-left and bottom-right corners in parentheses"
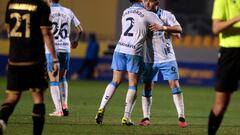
top-left (163, 26), bottom-right (167, 31)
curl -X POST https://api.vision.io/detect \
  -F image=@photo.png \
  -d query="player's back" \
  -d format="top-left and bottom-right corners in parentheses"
top-left (49, 4), bottom-right (77, 53)
top-left (115, 4), bottom-right (161, 56)
top-left (6, 0), bottom-right (51, 63)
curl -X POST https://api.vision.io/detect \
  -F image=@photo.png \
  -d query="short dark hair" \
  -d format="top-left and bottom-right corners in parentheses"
top-left (52, 0), bottom-right (59, 3)
top-left (129, 0), bottom-right (138, 3)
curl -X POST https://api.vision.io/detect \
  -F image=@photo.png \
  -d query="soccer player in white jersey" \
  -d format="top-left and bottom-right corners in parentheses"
top-left (45, 0), bottom-right (83, 117)
top-left (95, 0), bottom-right (163, 125)
top-left (139, 0), bottom-right (187, 128)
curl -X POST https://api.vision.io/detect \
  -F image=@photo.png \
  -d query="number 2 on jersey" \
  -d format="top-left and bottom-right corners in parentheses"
top-left (10, 13), bottom-right (30, 38)
top-left (124, 17), bottom-right (134, 37)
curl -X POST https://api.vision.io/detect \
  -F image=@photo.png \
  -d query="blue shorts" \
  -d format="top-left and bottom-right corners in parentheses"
top-left (46, 52), bottom-right (70, 72)
top-left (142, 60), bottom-right (179, 83)
top-left (111, 52), bottom-right (143, 74)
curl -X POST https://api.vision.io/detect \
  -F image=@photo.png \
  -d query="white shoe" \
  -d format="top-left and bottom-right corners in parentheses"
top-left (49, 111), bottom-right (64, 117)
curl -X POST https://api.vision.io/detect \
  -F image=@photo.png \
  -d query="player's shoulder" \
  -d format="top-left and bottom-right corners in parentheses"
top-left (160, 9), bottom-right (174, 17)
top-left (144, 9), bottom-right (159, 20)
top-left (62, 6), bottom-right (72, 12)
top-left (61, 6), bottom-right (74, 16)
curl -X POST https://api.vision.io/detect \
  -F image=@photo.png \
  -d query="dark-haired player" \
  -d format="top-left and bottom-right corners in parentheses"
top-left (0, 0), bottom-right (59, 135)
top-left (139, 0), bottom-right (187, 128)
top-left (95, 0), bottom-right (163, 126)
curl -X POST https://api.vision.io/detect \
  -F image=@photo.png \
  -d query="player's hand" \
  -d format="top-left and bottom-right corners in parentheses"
top-left (52, 60), bottom-right (59, 77)
top-left (149, 23), bottom-right (163, 32)
top-left (71, 41), bottom-right (78, 49)
top-left (234, 16), bottom-right (240, 22)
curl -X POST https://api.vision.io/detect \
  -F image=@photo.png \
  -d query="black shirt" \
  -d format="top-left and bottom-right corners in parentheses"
top-left (5, 0), bottom-right (52, 63)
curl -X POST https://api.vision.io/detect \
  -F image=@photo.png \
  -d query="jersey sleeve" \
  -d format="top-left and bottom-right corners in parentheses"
top-left (5, 2), bottom-right (10, 24)
top-left (212, 0), bottom-right (226, 20)
top-left (164, 11), bottom-right (180, 26)
top-left (147, 12), bottom-right (163, 26)
top-left (71, 11), bottom-right (80, 27)
top-left (39, 1), bottom-right (52, 28)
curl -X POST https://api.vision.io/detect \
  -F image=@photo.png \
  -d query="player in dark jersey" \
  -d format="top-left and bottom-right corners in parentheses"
top-left (0, 0), bottom-right (59, 135)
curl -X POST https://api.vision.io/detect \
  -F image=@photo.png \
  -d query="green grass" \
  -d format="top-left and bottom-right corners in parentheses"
top-left (0, 77), bottom-right (240, 135)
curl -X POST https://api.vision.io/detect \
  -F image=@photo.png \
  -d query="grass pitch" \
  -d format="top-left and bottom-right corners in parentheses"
top-left (0, 77), bottom-right (239, 135)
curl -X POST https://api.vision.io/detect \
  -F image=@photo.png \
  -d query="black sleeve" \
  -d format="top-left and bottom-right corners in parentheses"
top-left (5, 2), bottom-right (10, 24)
top-left (39, 1), bottom-right (52, 27)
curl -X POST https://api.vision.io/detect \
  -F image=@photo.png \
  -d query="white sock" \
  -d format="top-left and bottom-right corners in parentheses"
top-left (50, 82), bottom-right (62, 112)
top-left (99, 82), bottom-right (118, 109)
top-left (124, 86), bottom-right (137, 119)
top-left (173, 93), bottom-right (185, 118)
top-left (142, 96), bottom-right (152, 119)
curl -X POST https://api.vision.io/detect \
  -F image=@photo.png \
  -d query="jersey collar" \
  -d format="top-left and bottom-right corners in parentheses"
top-left (156, 8), bottom-right (162, 18)
top-left (131, 3), bottom-right (144, 8)
top-left (51, 3), bottom-right (61, 7)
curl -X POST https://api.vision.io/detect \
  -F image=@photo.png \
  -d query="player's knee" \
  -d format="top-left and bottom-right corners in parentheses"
top-left (171, 87), bottom-right (182, 95)
top-left (32, 104), bottom-right (45, 117)
top-left (169, 80), bottom-right (179, 88)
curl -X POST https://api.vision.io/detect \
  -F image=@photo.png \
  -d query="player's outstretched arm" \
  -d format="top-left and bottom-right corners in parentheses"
top-left (71, 24), bottom-right (83, 49)
top-left (41, 27), bottom-right (59, 77)
top-left (212, 16), bottom-right (240, 34)
top-left (149, 23), bottom-right (182, 33)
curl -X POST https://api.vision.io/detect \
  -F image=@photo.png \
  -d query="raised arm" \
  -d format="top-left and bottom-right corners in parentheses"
top-left (149, 24), bottom-right (182, 33)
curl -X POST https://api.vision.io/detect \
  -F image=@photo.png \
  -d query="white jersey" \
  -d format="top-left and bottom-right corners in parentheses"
top-left (114, 4), bottom-right (163, 56)
top-left (45, 3), bottom-right (80, 53)
top-left (144, 9), bottom-right (180, 63)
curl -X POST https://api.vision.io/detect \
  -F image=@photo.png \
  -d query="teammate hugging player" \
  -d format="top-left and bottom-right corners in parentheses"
top-left (95, 0), bottom-right (164, 126)
top-left (139, 0), bottom-right (187, 128)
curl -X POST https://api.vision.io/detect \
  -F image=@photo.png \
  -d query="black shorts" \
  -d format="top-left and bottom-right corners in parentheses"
top-left (215, 47), bottom-right (240, 92)
top-left (7, 62), bottom-right (48, 93)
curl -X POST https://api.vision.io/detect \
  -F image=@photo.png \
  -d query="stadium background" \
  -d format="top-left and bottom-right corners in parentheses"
top-left (0, 1), bottom-right (240, 135)
top-left (0, 0), bottom-right (217, 86)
